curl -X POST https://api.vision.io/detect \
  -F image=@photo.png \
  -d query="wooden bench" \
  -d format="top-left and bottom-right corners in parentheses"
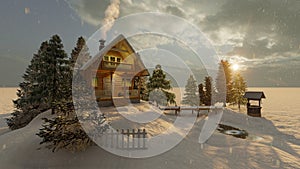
top-left (160, 106), bottom-right (220, 117)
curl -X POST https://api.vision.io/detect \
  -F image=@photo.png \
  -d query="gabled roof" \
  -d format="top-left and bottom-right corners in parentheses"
top-left (81, 34), bottom-right (127, 70)
top-left (243, 91), bottom-right (266, 100)
top-left (81, 34), bottom-right (149, 76)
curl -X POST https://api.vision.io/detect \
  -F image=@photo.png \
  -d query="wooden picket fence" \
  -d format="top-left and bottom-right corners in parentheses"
top-left (99, 129), bottom-right (148, 150)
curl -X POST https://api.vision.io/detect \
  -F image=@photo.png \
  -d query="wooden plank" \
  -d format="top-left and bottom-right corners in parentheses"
top-left (159, 106), bottom-right (221, 111)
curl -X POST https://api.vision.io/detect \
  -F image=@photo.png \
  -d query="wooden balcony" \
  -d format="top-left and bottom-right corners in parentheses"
top-left (101, 61), bottom-right (133, 71)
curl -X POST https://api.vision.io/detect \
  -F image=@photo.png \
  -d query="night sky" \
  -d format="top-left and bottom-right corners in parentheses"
top-left (0, 0), bottom-right (299, 87)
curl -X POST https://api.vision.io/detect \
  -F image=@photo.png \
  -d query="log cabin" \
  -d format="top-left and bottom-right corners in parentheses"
top-left (81, 34), bottom-right (149, 107)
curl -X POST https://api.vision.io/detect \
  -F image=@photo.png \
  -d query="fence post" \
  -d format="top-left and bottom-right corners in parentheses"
top-left (132, 129), bottom-right (135, 148)
top-left (110, 129), bottom-right (113, 148)
top-left (127, 129), bottom-right (130, 149)
top-left (143, 129), bottom-right (146, 149)
top-left (137, 129), bottom-right (141, 148)
top-left (121, 129), bottom-right (124, 149)
top-left (116, 129), bottom-right (119, 148)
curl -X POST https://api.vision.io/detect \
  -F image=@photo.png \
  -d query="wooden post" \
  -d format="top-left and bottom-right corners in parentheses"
top-left (116, 129), bottom-right (119, 148)
top-left (123, 78), bottom-right (126, 98)
top-left (132, 129), bottom-right (135, 148)
top-left (137, 129), bottom-right (141, 148)
top-left (111, 73), bottom-right (113, 99)
top-left (121, 129), bottom-right (124, 149)
top-left (127, 129), bottom-right (130, 149)
top-left (110, 129), bottom-right (113, 148)
top-left (138, 77), bottom-right (141, 100)
top-left (143, 129), bottom-right (146, 149)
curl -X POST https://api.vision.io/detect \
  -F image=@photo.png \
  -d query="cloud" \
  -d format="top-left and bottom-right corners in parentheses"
top-left (65, 0), bottom-right (300, 86)
top-left (64, 0), bottom-right (221, 26)
top-left (201, 0), bottom-right (300, 60)
top-left (65, 0), bottom-right (299, 59)
top-left (65, 0), bottom-right (111, 26)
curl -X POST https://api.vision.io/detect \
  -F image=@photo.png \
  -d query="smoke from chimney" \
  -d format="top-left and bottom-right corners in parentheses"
top-left (101, 0), bottom-right (120, 39)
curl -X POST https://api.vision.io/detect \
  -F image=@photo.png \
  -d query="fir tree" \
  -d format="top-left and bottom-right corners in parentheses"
top-left (139, 76), bottom-right (148, 101)
top-left (7, 41), bottom-right (50, 129)
top-left (198, 83), bottom-right (205, 105)
top-left (147, 65), bottom-right (176, 105)
top-left (182, 75), bottom-right (199, 106)
top-left (221, 60), bottom-right (233, 103)
top-left (231, 73), bottom-right (247, 110)
top-left (215, 61), bottom-right (227, 104)
top-left (204, 76), bottom-right (213, 106)
top-left (70, 36), bottom-right (90, 71)
top-left (37, 36), bottom-right (106, 152)
top-left (37, 71), bottom-right (108, 152)
top-left (197, 76), bottom-right (214, 106)
top-left (43, 35), bottom-right (69, 114)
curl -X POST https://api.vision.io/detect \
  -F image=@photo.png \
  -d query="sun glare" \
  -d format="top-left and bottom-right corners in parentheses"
top-left (232, 64), bottom-right (240, 71)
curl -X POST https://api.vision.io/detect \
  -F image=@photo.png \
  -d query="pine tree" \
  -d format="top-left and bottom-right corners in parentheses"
top-left (37, 36), bottom-right (106, 152)
top-left (7, 41), bottom-right (50, 129)
top-left (198, 83), bottom-right (205, 105)
top-left (221, 60), bottom-right (233, 103)
top-left (198, 76), bottom-right (214, 106)
top-left (43, 35), bottom-right (70, 114)
top-left (215, 61), bottom-right (227, 104)
top-left (182, 75), bottom-right (199, 106)
top-left (70, 36), bottom-right (90, 71)
top-left (204, 76), bottom-right (213, 106)
top-left (8, 34), bottom-right (102, 151)
top-left (139, 76), bottom-right (148, 101)
top-left (147, 65), bottom-right (176, 106)
top-left (231, 73), bottom-right (247, 110)
top-left (36, 74), bottom-right (97, 152)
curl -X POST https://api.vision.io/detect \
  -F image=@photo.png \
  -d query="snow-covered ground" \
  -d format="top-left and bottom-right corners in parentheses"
top-left (0, 107), bottom-right (299, 168)
top-left (0, 88), bottom-right (299, 168)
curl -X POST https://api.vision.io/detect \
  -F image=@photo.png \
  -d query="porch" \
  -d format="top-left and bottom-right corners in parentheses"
top-left (96, 89), bottom-right (140, 107)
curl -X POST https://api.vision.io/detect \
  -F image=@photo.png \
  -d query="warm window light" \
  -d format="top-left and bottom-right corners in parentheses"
top-left (92, 77), bottom-right (98, 87)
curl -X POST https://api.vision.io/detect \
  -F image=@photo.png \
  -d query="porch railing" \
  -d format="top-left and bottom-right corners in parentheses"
top-left (95, 89), bottom-right (139, 100)
top-left (102, 61), bottom-right (132, 70)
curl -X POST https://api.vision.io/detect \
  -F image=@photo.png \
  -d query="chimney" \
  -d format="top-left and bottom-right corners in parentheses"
top-left (99, 39), bottom-right (105, 51)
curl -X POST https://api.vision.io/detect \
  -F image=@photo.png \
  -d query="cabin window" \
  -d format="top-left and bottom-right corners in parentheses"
top-left (117, 58), bottom-right (121, 63)
top-left (103, 56), bottom-right (122, 68)
top-left (104, 56), bottom-right (122, 63)
top-left (110, 57), bottom-right (115, 62)
top-left (92, 77), bottom-right (98, 87)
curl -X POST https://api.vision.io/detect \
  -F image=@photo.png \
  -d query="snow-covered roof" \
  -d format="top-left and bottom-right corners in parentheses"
top-left (243, 91), bottom-right (266, 100)
top-left (81, 34), bottom-right (129, 70)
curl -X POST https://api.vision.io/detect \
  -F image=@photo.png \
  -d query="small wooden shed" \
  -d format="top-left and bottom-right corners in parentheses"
top-left (243, 91), bottom-right (266, 117)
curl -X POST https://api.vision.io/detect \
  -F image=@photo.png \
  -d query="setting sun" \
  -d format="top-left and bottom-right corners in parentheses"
top-left (232, 63), bottom-right (240, 71)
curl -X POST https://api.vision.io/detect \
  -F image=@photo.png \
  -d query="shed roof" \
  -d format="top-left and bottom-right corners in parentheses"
top-left (243, 91), bottom-right (266, 100)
